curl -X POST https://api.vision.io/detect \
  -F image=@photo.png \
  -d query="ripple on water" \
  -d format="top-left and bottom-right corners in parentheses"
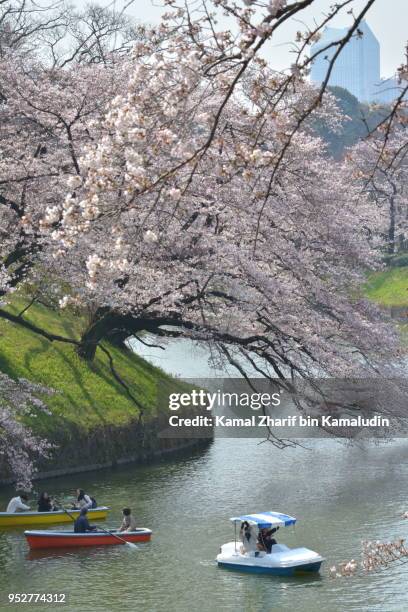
top-left (0, 438), bottom-right (406, 611)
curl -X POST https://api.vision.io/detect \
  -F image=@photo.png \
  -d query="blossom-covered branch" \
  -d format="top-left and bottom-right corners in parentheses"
top-left (0, 373), bottom-right (53, 488)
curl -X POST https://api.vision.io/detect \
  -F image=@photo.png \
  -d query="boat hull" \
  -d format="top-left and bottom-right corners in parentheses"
top-left (217, 560), bottom-right (322, 576)
top-left (216, 542), bottom-right (324, 576)
top-left (25, 529), bottom-right (152, 549)
top-left (0, 507), bottom-right (110, 527)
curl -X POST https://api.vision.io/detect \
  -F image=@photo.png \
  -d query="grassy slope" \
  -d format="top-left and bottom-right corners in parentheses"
top-left (4, 267), bottom-right (404, 438)
top-left (364, 267), bottom-right (408, 307)
top-left (0, 298), bottom-right (181, 437)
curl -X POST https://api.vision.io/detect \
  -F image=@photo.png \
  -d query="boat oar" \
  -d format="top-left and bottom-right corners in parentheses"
top-left (55, 500), bottom-right (138, 550)
top-left (90, 523), bottom-right (138, 549)
top-left (54, 500), bottom-right (76, 522)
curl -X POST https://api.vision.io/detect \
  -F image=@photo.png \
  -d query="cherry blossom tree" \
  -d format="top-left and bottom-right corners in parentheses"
top-left (0, 0), bottom-right (145, 483)
top-left (2, 0), bottom-right (404, 360)
top-left (328, 538), bottom-right (408, 578)
top-left (1, 0), bottom-right (408, 456)
top-left (347, 125), bottom-right (408, 254)
top-left (0, 0), bottom-right (152, 321)
top-left (0, 0), bottom-right (148, 303)
top-left (0, 374), bottom-right (53, 488)
top-left (41, 2), bottom-right (400, 383)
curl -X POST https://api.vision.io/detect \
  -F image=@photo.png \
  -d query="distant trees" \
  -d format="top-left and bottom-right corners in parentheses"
top-left (314, 86), bottom-right (390, 159)
top-left (313, 86), bottom-right (408, 258)
top-left (347, 126), bottom-right (408, 256)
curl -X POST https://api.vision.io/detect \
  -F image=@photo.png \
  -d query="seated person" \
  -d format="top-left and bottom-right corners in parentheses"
top-left (239, 521), bottom-right (257, 554)
top-left (118, 508), bottom-right (137, 532)
top-left (6, 493), bottom-right (30, 513)
top-left (37, 492), bottom-right (56, 512)
top-left (257, 526), bottom-right (279, 553)
top-left (73, 489), bottom-right (95, 510)
top-left (74, 507), bottom-right (97, 533)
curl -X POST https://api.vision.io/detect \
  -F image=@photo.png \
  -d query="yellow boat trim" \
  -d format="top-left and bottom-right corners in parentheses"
top-left (0, 507), bottom-right (110, 527)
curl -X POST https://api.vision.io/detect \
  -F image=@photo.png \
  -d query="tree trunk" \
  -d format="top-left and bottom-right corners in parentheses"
top-left (76, 341), bottom-right (98, 361)
top-left (77, 309), bottom-right (115, 361)
top-left (388, 190), bottom-right (397, 255)
top-left (77, 311), bottom-right (145, 361)
top-left (105, 328), bottom-right (130, 349)
top-left (76, 310), bottom-right (186, 361)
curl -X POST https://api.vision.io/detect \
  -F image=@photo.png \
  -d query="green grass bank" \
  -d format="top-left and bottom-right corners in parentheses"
top-left (364, 267), bottom-right (408, 308)
top-left (0, 298), bottom-right (209, 483)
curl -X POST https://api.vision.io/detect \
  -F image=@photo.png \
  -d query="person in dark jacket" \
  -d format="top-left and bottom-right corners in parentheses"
top-left (74, 507), bottom-right (97, 533)
top-left (257, 526), bottom-right (279, 553)
top-left (37, 492), bottom-right (54, 513)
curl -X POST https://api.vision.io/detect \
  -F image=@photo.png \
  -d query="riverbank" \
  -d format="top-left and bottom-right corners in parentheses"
top-left (0, 298), bottom-right (212, 484)
top-left (1, 263), bottom-right (407, 485)
top-left (365, 266), bottom-right (408, 307)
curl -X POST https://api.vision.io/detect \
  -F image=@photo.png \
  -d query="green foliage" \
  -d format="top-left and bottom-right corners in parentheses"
top-left (0, 299), bottom-right (182, 437)
top-left (364, 267), bottom-right (408, 307)
top-left (382, 253), bottom-right (408, 268)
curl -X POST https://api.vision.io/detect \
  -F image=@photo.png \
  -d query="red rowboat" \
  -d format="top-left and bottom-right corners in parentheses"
top-left (24, 528), bottom-right (152, 549)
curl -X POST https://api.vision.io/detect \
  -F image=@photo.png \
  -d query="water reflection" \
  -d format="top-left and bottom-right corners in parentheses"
top-left (0, 438), bottom-right (406, 611)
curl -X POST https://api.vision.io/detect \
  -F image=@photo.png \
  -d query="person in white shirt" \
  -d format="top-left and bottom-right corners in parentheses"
top-left (74, 489), bottom-right (93, 510)
top-left (118, 508), bottom-right (137, 532)
top-left (239, 521), bottom-right (257, 554)
top-left (6, 494), bottom-right (30, 513)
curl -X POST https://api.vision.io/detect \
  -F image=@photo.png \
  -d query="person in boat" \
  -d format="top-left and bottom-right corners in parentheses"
top-left (6, 493), bottom-right (30, 513)
top-left (239, 521), bottom-right (257, 554)
top-left (118, 508), bottom-right (137, 532)
top-left (257, 526), bottom-right (279, 553)
top-left (73, 489), bottom-right (96, 510)
top-left (74, 507), bottom-right (98, 533)
top-left (37, 492), bottom-right (57, 512)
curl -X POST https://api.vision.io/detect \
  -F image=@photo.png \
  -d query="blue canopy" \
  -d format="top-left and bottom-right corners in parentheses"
top-left (230, 512), bottom-right (297, 529)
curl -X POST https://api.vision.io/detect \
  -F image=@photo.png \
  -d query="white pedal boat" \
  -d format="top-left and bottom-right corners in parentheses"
top-left (216, 511), bottom-right (324, 576)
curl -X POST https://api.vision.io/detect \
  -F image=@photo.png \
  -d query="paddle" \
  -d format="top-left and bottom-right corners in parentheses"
top-left (93, 524), bottom-right (138, 549)
top-left (55, 499), bottom-right (138, 550)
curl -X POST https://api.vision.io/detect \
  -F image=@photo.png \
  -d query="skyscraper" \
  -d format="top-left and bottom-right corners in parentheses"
top-left (310, 21), bottom-right (380, 103)
top-left (372, 76), bottom-right (406, 104)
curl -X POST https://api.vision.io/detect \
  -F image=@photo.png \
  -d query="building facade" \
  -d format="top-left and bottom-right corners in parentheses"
top-left (310, 21), bottom-right (380, 103)
top-left (372, 76), bottom-right (407, 104)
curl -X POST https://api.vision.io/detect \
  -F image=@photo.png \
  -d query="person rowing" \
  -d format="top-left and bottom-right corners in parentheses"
top-left (74, 507), bottom-right (98, 533)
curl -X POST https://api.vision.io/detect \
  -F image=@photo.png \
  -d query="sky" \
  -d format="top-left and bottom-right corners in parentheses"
top-left (78, 0), bottom-right (407, 78)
